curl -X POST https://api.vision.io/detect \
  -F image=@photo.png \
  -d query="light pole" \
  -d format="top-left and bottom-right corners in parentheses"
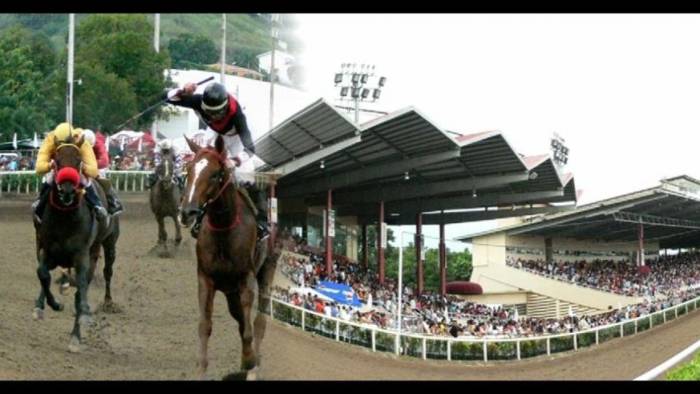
top-left (334, 63), bottom-right (387, 124)
top-left (66, 13), bottom-right (75, 126)
top-left (269, 13), bottom-right (280, 131)
top-left (220, 14), bottom-right (227, 84)
top-left (153, 13), bottom-right (160, 142)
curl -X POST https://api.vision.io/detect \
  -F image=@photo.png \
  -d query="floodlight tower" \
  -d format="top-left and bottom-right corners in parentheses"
top-left (334, 63), bottom-right (387, 123)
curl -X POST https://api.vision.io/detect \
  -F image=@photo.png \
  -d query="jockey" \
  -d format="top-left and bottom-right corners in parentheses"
top-left (81, 129), bottom-right (124, 215)
top-left (163, 81), bottom-right (269, 241)
top-left (32, 122), bottom-right (108, 224)
top-left (148, 139), bottom-right (185, 191)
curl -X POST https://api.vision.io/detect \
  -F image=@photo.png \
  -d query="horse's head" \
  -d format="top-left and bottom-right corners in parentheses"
top-left (156, 153), bottom-right (175, 191)
top-left (53, 132), bottom-right (84, 206)
top-left (179, 135), bottom-right (232, 227)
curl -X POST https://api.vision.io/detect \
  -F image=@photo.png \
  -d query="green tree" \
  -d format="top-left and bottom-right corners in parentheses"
top-left (0, 26), bottom-right (58, 140)
top-left (71, 14), bottom-right (171, 131)
top-left (168, 33), bottom-right (218, 68)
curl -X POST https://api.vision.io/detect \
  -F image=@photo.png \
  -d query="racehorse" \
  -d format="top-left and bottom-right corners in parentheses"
top-left (179, 134), bottom-right (277, 380)
top-left (33, 133), bottom-right (120, 353)
top-left (149, 152), bottom-right (182, 248)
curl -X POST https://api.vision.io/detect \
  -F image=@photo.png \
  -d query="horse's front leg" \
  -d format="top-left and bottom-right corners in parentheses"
top-left (36, 250), bottom-right (62, 314)
top-left (157, 215), bottom-right (167, 244)
top-left (237, 271), bottom-right (259, 372)
top-left (197, 271), bottom-right (215, 379)
top-left (69, 253), bottom-right (93, 353)
top-left (173, 214), bottom-right (182, 245)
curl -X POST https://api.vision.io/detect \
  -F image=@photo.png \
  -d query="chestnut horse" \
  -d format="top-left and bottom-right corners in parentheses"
top-left (33, 133), bottom-right (120, 353)
top-left (179, 134), bottom-right (274, 379)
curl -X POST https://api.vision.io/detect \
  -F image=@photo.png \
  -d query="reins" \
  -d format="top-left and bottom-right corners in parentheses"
top-left (195, 149), bottom-right (242, 232)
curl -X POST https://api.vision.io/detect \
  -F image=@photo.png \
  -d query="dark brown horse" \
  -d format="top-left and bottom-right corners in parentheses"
top-left (33, 133), bottom-right (120, 353)
top-left (149, 152), bottom-right (182, 248)
top-left (179, 135), bottom-right (275, 380)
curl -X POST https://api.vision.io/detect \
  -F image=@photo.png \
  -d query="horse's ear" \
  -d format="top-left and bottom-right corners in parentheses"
top-left (214, 134), bottom-right (225, 155)
top-left (53, 134), bottom-right (58, 147)
top-left (185, 136), bottom-right (201, 154)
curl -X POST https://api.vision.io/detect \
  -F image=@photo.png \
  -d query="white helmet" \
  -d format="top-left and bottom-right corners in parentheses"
top-left (158, 139), bottom-right (173, 151)
top-left (82, 129), bottom-right (96, 146)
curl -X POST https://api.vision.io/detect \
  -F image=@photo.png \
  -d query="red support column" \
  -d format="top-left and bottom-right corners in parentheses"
top-left (361, 224), bottom-right (368, 271)
top-left (439, 221), bottom-right (447, 297)
top-left (415, 213), bottom-right (424, 296)
top-left (378, 200), bottom-right (385, 285)
top-left (325, 189), bottom-right (333, 277)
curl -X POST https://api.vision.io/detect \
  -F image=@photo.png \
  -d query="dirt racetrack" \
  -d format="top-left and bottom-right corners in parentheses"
top-left (1, 193), bottom-right (699, 380)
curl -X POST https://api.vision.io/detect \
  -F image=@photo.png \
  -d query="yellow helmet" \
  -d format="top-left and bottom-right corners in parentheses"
top-left (53, 122), bottom-right (83, 143)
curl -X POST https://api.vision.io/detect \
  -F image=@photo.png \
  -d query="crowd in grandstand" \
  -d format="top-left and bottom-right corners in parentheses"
top-left (271, 233), bottom-right (700, 339)
top-left (506, 252), bottom-right (700, 299)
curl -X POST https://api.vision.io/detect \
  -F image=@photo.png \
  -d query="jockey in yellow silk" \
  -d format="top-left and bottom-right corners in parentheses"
top-left (32, 122), bottom-right (108, 223)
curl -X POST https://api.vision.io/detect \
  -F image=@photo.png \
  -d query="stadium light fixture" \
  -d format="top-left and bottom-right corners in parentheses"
top-left (334, 73), bottom-right (343, 84)
top-left (361, 74), bottom-right (369, 84)
top-left (351, 73), bottom-right (360, 84)
top-left (361, 88), bottom-right (370, 99)
top-left (373, 89), bottom-right (381, 100)
top-left (351, 87), bottom-right (360, 98)
top-left (379, 76), bottom-right (386, 87)
top-left (340, 87), bottom-right (349, 97)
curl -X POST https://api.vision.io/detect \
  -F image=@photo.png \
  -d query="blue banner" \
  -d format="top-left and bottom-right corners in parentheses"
top-left (314, 281), bottom-right (363, 307)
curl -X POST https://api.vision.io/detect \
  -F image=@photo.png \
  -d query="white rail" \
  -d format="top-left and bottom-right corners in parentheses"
top-left (264, 294), bottom-right (700, 362)
top-left (0, 170), bottom-right (152, 195)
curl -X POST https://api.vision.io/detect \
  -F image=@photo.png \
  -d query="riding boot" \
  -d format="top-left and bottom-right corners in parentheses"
top-left (246, 183), bottom-right (270, 241)
top-left (32, 182), bottom-right (51, 223)
top-left (84, 183), bottom-right (109, 225)
top-left (106, 189), bottom-right (124, 216)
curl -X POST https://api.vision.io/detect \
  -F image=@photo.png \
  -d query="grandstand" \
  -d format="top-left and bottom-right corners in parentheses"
top-left (457, 175), bottom-right (700, 319)
top-left (254, 99), bottom-right (578, 293)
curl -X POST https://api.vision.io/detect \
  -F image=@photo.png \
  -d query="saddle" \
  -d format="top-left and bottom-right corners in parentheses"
top-left (237, 187), bottom-right (258, 217)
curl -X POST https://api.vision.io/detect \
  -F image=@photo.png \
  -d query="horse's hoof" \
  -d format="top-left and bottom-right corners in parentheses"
top-left (32, 308), bottom-right (44, 321)
top-left (79, 314), bottom-right (94, 327)
top-left (49, 302), bottom-right (64, 312)
top-left (246, 367), bottom-right (259, 381)
top-left (68, 337), bottom-right (81, 353)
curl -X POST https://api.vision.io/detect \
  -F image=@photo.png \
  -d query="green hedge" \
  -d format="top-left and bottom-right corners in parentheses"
top-left (677, 305), bottom-right (687, 317)
top-left (487, 341), bottom-right (517, 360)
top-left (339, 323), bottom-right (372, 349)
top-left (400, 336), bottom-right (423, 358)
top-left (576, 332), bottom-right (596, 348)
top-left (664, 309), bottom-right (676, 322)
top-left (688, 302), bottom-right (696, 313)
top-left (652, 312), bottom-right (665, 326)
top-left (451, 341), bottom-right (485, 361)
top-left (0, 173), bottom-right (41, 193)
top-left (598, 325), bottom-right (620, 343)
top-left (623, 321), bottom-right (636, 336)
top-left (520, 339), bottom-right (548, 358)
top-left (637, 317), bottom-right (650, 332)
top-left (375, 331), bottom-right (396, 353)
top-left (425, 339), bottom-right (448, 360)
top-left (550, 335), bottom-right (574, 354)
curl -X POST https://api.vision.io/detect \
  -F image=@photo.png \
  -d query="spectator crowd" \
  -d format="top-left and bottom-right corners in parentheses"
top-left (270, 233), bottom-right (700, 340)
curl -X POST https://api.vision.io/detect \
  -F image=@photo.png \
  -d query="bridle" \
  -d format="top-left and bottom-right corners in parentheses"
top-left (52, 143), bottom-right (84, 209)
top-left (191, 148), bottom-right (241, 232)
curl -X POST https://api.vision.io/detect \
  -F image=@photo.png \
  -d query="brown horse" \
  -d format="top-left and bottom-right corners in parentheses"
top-left (149, 152), bottom-right (182, 248)
top-left (179, 134), bottom-right (275, 380)
top-left (33, 133), bottom-right (120, 353)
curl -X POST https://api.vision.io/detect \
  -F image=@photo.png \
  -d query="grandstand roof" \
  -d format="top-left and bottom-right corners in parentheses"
top-left (255, 100), bottom-right (579, 222)
top-left (457, 175), bottom-right (700, 249)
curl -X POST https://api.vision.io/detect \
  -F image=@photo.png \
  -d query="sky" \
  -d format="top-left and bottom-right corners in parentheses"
top-left (290, 14), bottom-right (700, 244)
